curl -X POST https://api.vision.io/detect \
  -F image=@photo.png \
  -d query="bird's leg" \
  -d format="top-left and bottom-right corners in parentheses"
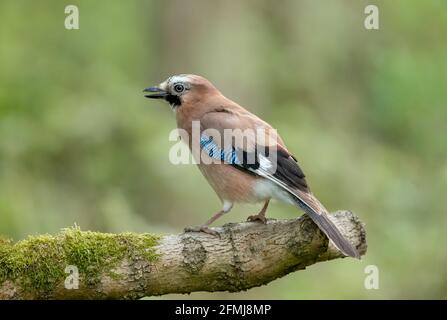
top-left (184, 202), bottom-right (233, 237)
top-left (247, 200), bottom-right (270, 224)
top-left (184, 210), bottom-right (224, 237)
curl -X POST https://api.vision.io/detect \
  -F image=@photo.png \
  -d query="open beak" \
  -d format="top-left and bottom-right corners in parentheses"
top-left (143, 86), bottom-right (168, 99)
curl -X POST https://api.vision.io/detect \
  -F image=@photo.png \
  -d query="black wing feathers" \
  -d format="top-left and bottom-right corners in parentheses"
top-left (273, 148), bottom-right (309, 192)
top-left (232, 145), bottom-right (308, 192)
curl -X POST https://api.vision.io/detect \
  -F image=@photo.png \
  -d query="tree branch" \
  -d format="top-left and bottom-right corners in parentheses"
top-left (0, 210), bottom-right (366, 299)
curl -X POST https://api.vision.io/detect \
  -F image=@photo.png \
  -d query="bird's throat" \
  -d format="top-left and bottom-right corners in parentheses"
top-left (166, 95), bottom-right (181, 108)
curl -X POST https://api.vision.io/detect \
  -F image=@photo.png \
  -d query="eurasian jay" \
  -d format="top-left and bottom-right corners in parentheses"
top-left (144, 74), bottom-right (359, 259)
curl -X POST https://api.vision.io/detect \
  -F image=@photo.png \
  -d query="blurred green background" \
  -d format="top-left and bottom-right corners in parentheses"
top-left (0, 0), bottom-right (446, 299)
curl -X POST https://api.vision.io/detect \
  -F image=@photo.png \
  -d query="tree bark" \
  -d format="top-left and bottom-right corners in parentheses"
top-left (0, 210), bottom-right (366, 299)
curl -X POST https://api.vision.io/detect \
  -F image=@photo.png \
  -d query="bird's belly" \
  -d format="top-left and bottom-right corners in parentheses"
top-left (197, 163), bottom-right (295, 205)
top-left (197, 163), bottom-right (262, 203)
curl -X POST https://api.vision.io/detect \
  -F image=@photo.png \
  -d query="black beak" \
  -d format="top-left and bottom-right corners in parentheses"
top-left (143, 86), bottom-right (168, 99)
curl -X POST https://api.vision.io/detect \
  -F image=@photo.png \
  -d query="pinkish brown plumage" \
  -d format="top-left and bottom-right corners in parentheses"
top-left (144, 74), bottom-right (359, 258)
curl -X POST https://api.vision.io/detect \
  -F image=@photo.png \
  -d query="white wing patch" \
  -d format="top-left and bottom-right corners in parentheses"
top-left (248, 161), bottom-right (323, 216)
top-left (258, 154), bottom-right (273, 171)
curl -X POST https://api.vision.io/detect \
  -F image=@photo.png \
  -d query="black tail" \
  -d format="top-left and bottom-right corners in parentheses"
top-left (293, 197), bottom-right (360, 259)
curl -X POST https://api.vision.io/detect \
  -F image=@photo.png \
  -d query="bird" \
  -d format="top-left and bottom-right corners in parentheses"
top-left (144, 74), bottom-right (360, 259)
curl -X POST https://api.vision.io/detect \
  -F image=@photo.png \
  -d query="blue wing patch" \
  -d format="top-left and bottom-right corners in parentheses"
top-left (200, 134), bottom-right (239, 164)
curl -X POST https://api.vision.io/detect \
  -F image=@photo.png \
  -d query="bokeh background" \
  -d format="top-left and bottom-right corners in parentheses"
top-left (1, 0), bottom-right (446, 299)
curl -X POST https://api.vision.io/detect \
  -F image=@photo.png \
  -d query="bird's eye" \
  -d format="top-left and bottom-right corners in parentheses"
top-left (173, 84), bottom-right (185, 93)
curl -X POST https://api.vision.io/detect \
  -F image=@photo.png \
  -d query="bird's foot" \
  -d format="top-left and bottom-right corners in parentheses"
top-left (184, 225), bottom-right (220, 238)
top-left (247, 214), bottom-right (267, 224)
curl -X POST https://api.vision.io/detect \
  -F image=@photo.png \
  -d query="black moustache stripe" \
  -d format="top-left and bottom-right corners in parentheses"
top-left (166, 94), bottom-right (181, 107)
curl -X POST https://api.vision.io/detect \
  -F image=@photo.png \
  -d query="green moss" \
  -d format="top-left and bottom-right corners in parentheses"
top-left (0, 234), bottom-right (65, 294)
top-left (0, 227), bottom-right (160, 296)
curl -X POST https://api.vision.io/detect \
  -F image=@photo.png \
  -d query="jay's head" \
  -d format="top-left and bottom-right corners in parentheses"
top-left (144, 74), bottom-right (219, 110)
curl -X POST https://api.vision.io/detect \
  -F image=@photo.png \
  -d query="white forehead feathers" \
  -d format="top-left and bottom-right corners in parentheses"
top-left (167, 74), bottom-right (190, 85)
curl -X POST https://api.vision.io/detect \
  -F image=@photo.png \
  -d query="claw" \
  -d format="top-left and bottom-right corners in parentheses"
top-left (247, 214), bottom-right (267, 224)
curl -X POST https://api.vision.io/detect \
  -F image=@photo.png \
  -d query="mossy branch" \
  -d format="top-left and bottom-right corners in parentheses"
top-left (0, 210), bottom-right (366, 299)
